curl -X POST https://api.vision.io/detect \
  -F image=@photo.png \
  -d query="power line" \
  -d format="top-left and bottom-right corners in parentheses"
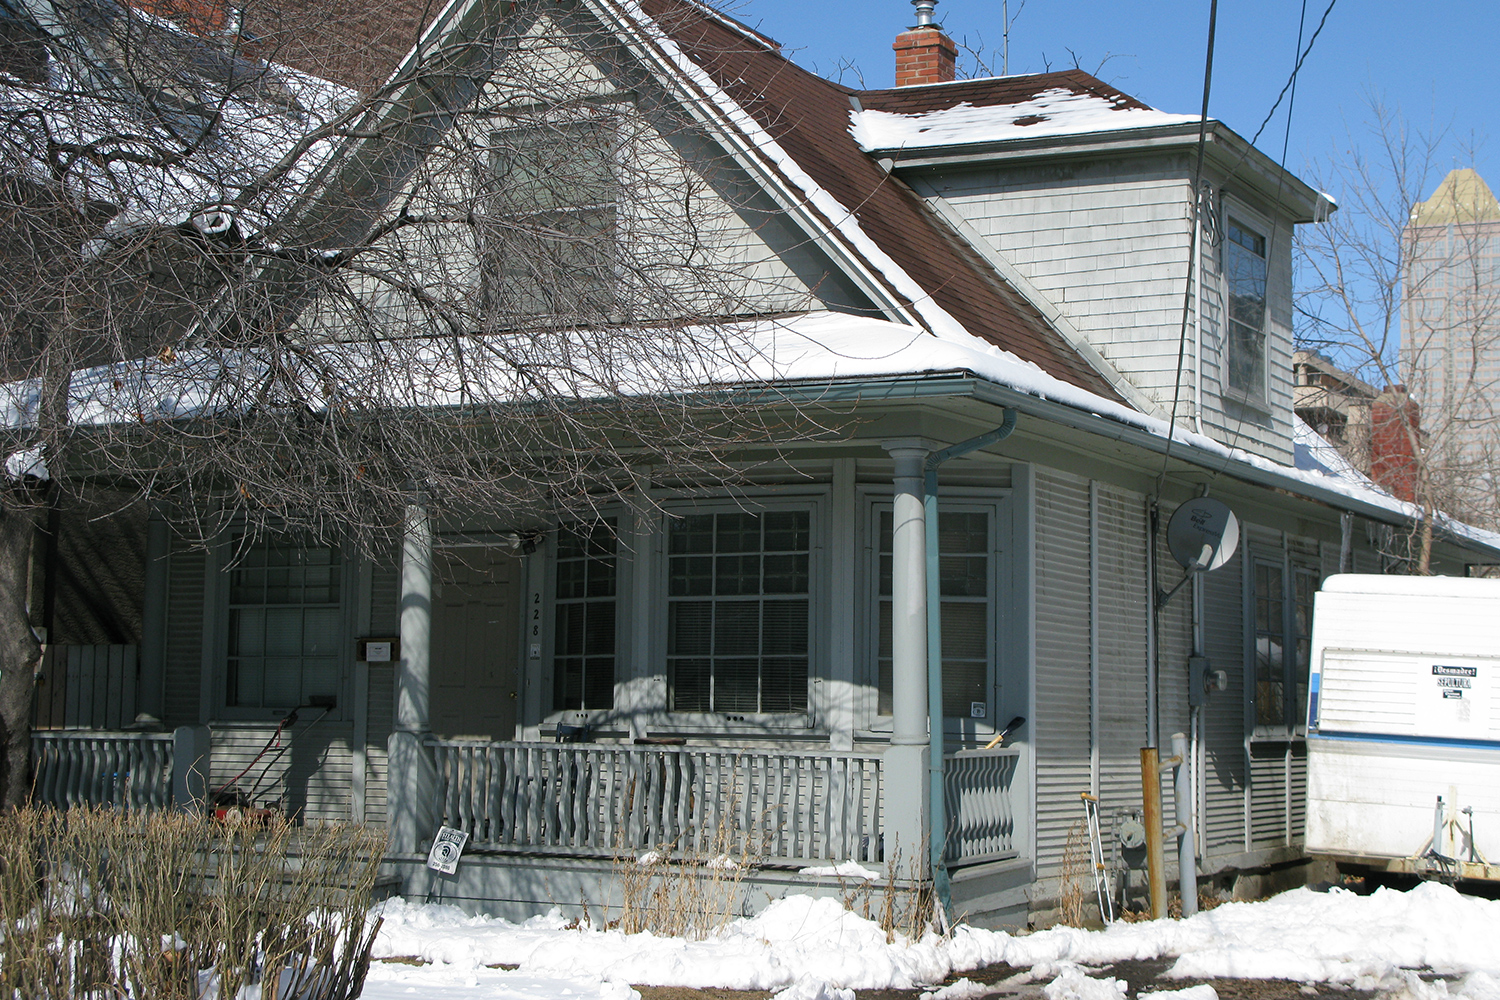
top-left (1158, 0), bottom-right (1218, 488)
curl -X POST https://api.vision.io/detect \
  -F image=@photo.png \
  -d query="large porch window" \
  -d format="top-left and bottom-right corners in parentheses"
top-left (553, 520), bottom-right (617, 711)
top-left (876, 506), bottom-right (995, 722)
top-left (666, 509), bottom-right (811, 715)
top-left (226, 537), bottom-right (342, 712)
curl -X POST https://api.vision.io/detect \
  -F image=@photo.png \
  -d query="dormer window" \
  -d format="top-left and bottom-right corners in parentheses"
top-left (484, 117), bottom-right (618, 324)
top-left (1226, 217), bottom-right (1268, 397)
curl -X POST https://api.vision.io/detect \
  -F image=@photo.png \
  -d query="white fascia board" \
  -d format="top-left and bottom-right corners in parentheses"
top-left (909, 179), bottom-right (1165, 420)
top-left (579, 0), bottom-right (947, 337)
top-left (878, 122), bottom-right (1325, 224)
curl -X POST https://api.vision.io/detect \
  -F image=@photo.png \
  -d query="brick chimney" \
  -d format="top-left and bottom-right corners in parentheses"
top-left (894, 0), bottom-right (956, 87)
top-left (1370, 385), bottom-right (1421, 503)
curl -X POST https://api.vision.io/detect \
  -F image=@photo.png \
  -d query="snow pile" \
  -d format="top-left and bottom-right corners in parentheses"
top-left (849, 90), bottom-right (1198, 152)
top-left (365, 883), bottom-right (1500, 1000)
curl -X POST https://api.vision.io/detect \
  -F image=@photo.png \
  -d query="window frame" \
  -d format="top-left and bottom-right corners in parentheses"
top-left (858, 491), bottom-right (1005, 738)
top-left (656, 497), bottom-right (822, 731)
top-left (1246, 546), bottom-right (1320, 739)
top-left (545, 518), bottom-right (621, 718)
top-left (1223, 210), bottom-right (1270, 402)
top-left (213, 532), bottom-right (355, 724)
top-left (483, 112), bottom-right (623, 323)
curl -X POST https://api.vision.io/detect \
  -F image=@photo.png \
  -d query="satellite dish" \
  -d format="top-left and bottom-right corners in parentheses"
top-left (1167, 497), bottom-right (1240, 572)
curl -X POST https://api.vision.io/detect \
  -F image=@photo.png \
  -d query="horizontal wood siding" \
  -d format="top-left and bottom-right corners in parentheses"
top-left (364, 554), bottom-right (399, 825)
top-left (1032, 471), bottom-right (1093, 875)
top-left (1096, 486), bottom-right (1150, 846)
top-left (210, 725), bottom-right (355, 822)
top-left (1201, 542), bottom-right (1248, 854)
top-left (163, 545), bottom-right (205, 728)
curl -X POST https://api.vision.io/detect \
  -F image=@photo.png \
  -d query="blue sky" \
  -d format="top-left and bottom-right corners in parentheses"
top-left (730, 0), bottom-right (1499, 201)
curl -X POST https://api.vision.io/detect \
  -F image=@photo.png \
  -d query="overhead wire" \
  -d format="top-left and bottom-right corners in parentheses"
top-left (1157, 0), bottom-right (1218, 490)
top-left (1207, 0), bottom-right (1328, 479)
top-left (1159, 0), bottom-right (1338, 491)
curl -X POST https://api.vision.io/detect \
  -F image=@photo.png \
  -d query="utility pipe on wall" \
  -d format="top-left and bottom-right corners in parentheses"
top-left (923, 410), bottom-right (1018, 922)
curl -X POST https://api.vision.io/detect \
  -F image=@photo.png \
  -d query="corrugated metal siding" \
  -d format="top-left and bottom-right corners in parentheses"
top-left (210, 726), bottom-right (355, 822)
top-left (1033, 471), bottom-right (1094, 874)
top-left (1201, 544), bottom-right (1248, 853)
top-left (162, 545), bottom-right (205, 728)
top-left (364, 555), bottom-right (399, 826)
top-left (1095, 486), bottom-right (1150, 844)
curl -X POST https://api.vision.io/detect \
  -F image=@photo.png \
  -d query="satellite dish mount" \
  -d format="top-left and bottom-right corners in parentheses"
top-left (1158, 496), bottom-right (1240, 609)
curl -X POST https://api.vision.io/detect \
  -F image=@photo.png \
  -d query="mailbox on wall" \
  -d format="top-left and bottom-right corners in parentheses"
top-left (356, 637), bottom-right (400, 663)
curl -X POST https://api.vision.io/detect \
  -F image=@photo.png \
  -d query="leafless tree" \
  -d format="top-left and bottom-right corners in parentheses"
top-left (0, 0), bottom-right (818, 803)
top-left (1296, 99), bottom-right (1500, 574)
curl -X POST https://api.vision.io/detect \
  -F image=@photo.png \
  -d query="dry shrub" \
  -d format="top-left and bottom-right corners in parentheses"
top-left (1057, 820), bottom-right (1089, 927)
top-left (613, 818), bottom-right (760, 938)
top-left (0, 806), bottom-right (384, 1000)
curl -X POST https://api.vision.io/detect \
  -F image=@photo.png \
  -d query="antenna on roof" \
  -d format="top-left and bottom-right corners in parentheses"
top-left (910, 0), bottom-right (938, 29)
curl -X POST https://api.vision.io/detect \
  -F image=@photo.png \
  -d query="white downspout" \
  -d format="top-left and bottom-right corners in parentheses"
top-left (1089, 481), bottom-right (1100, 798)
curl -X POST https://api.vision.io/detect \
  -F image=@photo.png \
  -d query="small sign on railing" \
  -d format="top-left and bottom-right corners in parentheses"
top-left (426, 825), bottom-right (469, 874)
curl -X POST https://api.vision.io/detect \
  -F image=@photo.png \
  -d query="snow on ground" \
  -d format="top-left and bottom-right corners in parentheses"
top-left (361, 882), bottom-right (1500, 1000)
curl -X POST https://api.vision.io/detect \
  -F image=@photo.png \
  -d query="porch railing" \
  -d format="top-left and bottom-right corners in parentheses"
top-left (31, 731), bottom-right (175, 810)
top-left (428, 740), bottom-right (884, 866)
top-left (943, 747), bottom-right (1021, 866)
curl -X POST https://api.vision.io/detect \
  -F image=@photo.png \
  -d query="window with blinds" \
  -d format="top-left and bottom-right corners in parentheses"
top-left (553, 520), bottom-right (617, 711)
top-left (226, 538), bottom-right (342, 711)
top-left (666, 509), bottom-right (810, 715)
top-left (876, 507), bottom-right (992, 720)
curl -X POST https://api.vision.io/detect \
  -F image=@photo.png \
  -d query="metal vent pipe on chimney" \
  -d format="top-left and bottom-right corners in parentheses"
top-left (894, 0), bottom-right (956, 86)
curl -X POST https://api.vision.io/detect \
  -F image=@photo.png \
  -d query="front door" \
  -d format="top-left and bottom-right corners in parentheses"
top-left (430, 547), bottom-right (522, 740)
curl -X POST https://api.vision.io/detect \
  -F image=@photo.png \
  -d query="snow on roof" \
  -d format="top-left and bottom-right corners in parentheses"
top-left (8, 309), bottom-right (1498, 553)
top-left (0, 4), bottom-right (356, 241)
top-left (1292, 415), bottom-right (1375, 489)
top-left (608, 0), bottom-right (975, 344)
top-left (848, 88), bottom-right (1198, 152)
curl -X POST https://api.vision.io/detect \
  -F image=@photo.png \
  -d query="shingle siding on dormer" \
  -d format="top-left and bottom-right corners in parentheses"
top-left (922, 154), bottom-right (1296, 465)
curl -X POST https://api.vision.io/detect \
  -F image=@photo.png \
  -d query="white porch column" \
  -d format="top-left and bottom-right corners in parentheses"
top-left (882, 440), bottom-right (932, 873)
top-left (389, 501), bottom-right (438, 855)
top-left (397, 503), bottom-right (432, 733)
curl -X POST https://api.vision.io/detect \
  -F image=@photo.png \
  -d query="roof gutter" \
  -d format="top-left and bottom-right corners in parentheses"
top-left (754, 371), bottom-right (1500, 560)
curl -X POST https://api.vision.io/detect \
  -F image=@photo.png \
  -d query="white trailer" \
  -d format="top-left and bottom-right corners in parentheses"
top-left (1306, 574), bottom-right (1500, 882)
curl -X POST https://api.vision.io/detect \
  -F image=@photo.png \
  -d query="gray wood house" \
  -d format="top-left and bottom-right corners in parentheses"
top-left (27, 0), bottom-right (1500, 928)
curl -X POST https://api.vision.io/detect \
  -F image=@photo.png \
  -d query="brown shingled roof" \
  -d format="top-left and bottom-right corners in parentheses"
top-left (636, 0), bottom-right (1124, 402)
top-left (858, 69), bottom-right (1153, 117)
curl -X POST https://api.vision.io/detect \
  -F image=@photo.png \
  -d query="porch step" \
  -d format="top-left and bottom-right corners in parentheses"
top-left (950, 856), bottom-right (1034, 931)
